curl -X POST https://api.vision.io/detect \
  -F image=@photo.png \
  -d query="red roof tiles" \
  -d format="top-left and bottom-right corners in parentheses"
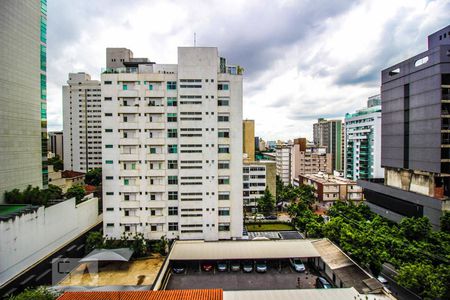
top-left (57, 289), bottom-right (223, 300)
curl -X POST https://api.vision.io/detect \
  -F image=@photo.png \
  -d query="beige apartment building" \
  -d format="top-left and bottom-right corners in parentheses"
top-left (243, 120), bottom-right (255, 162)
top-left (291, 138), bottom-right (332, 182)
top-left (294, 173), bottom-right (363, 209)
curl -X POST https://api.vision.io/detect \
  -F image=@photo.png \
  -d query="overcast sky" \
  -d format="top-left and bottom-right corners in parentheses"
top-left (46, 0), bottom-right (450, 140)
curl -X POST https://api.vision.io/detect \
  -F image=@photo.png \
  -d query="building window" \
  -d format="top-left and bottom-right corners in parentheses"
top-left (104, 81), bottom-right (112, 85)
top-left (150, 225), bottom-right (157, 231)
top-left (218, 223), bottom-right (230, 231)
top-left (168, 191), bottom-right (178, 200)
top-left (167, 97), bottom-right (177, 106)
top-left (124, 225), bottom-right (131, 232)
top-left (105, 113), bottom-right (113, 117)
top-left (105, 129), bottom-right (113, 132)
top-left (105, 160), bottom-right (113, 164)
top-left (168, 207), bottom-right (178, 216)
top-left (218, 160), bottom-right (230, 169)
top-left (218, 130), bottom-right (230, 138)
top-left (168, 129), bottom-right (177, 138)
top-left (106, 207), bottom-right (114, 211)
top-left (218, 115), bottom-right (229, 122)
top-left (169, 222), bottom-right (178, 231)
top-left (106, 223), bottom-right (114, 227)
top-left (218, 83), bottom-right (229, 90)
top-left (168, 144), bottom-right (178, 154)
top-left (106, 192), bottom-right (114, 195)
top-left (218, 99), bottom-right (229, 106)
top-left (168, 176), bottom-right (178, 185)
top-left (167, 113), bottom-right (177, 122)
top-left (105, 176), bottom-right (113, 180)
top-left (218, 177), bottom-right (230, 185)
top-left (218, 145), bottom-right (230, 153)
top-left (218, 208), bottom-right (230, 216)
top-left (105, 144), bottom-right (113, 148)
top-left (167, 81), bottom-right (177, 90)
top-left (218, 192), bottom-right (230, 200)
top-left (149, 147), bottom-right (157, 154)
top-left (168, 160), bottom-right (178, 169)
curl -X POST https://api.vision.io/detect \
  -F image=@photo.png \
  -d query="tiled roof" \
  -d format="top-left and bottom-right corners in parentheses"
top-left (61, 170), bottom-right (85, 178)
top-left (57, 289), bottom-right (223, 300)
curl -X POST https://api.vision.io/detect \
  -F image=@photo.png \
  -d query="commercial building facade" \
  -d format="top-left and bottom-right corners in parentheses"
top-left (48, 131), bottom-right (64, 159)
top-left (344, 95), bottom-right (383, 180)
top-left (101, 47), bottom-right (243, 241)
top-left (276, 143), bottom-right (292, 185)
top-left (295, 173), bottom-right (363, 209)
top-left (243, 160), bottom-right (276, 212)
top-left (291, 138), bottom-right (332, 180)
top-left (358, 26), bottom-right (450, 229)
top-left (0, 0), bottom-right (48, 201)
top-left (63, 73), bottom-right (102, 172)
top-left (313, 118), bottom-right (343, 172)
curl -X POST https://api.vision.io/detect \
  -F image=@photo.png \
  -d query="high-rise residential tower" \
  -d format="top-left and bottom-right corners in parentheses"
top-left (48, 131), bottom-right (64, 159)
top-left (344, 95), bottom-right (383, 180)
top-left (0, 0), bottom-right (48, 201)
top-left (63, 73), bottom-right (102, 172)
top-left (101, 47), bottom-right (243, 241)
top-left (313, 118), bottom-right (343, 172)
top-left (358, 26), bottom-right (450, 229)
top-left (291, 138), bottom-right (332, 180)
top-left (276, 143), bottom-right (292, 185)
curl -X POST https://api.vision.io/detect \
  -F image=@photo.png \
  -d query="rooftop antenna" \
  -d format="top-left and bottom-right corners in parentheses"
top-left (194, 32), bottom-right (196, 47)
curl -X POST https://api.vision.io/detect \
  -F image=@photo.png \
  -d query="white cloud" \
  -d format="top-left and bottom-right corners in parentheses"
top-left (46, 0), bottom-right (450, 140)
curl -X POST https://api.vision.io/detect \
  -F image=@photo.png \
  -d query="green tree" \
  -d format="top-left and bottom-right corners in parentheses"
top-left (441, 211), bottom-right (450, 233)
top-left (44, 184), bottom-right (63, 200)
top-left (396, 263), bottom-right (447, 299)
top-left (257, 187), bottom-right (275, 215)
top-left (275, 175), bottom-right (284, 203)
top-left (85, 168), bottom-right (102, 186)
top-left (8, 287), bottom-right (59, 300)
top-left (399, 217), bottom-right (431, 241)
top-left (65, 184), bottom-right (86, 203)
top-left (85, 231), bottom-right (104, 253)
top-left (48, 155), bottom-right (64, 171)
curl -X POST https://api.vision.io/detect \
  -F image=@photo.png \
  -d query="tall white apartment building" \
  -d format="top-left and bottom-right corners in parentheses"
top-left (276, 143), bottom-right (292, 185)
top-left (344, 95), bottom-right (383, 180)
top-left (102, 47), bottom-right (243, 241)
top-left (243, 161), bottom-right (276, 212)
top-left (63, 73), bottom-right (102, 172)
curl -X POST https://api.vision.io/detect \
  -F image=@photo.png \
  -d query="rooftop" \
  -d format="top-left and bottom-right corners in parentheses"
top-left (57, 289), bottom-right (223, 300)
top-left (61, 170), bottom-right (85, 179)
top-left (298, 173), bottom-right (357, 185)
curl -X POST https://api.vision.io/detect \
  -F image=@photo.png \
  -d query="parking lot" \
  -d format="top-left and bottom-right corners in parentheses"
top-left (166, 260), bottom-right (321, 290)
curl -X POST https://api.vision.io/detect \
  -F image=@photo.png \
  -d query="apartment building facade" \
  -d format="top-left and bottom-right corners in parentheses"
top-left (102, 47), bottom-right (243, 241)
top-left (313, 118), bottom-right (343, 172)
top-left (344, 95), bottom-right (383, 180)
top-left (295, 173), bottom-right (363, 209)
top-left (291, 138), bottom-right (332, 180)
top-left (243, 161), bottom-right (276, 212)
top-left (358, 26), bottom-right (450, 229)
top-left (0, 0), bottom-right (48, 201)
top-left (243, 120), bottom-right (255, 162)
top-left (48, 131), bottom-right (64, 159)
top-left (63, 73), bottom-right (102, 172)
top-left (276, 143), bottom-right (292, 185)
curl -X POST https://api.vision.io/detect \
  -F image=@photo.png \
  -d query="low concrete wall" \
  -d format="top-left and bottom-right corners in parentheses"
top-left (0, 196), bottom-right (101, 287)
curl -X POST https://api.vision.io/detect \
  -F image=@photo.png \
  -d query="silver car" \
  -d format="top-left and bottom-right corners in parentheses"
top-left (290, 258), bottom-right (305, 272)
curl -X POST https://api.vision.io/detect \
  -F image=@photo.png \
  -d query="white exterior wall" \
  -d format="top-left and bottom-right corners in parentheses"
top-left (276, 145), bottom-right (291, 185)
top-left (63, 73), bottom-right (102, 172)
top-left (243, 163), bottom-right (267, 211)
top-left (344, 109), bottom-right (383, 180)
top-left (102, 47), bottom-right (243, 241)
top-left (0, 197), bottom-right (101, 287)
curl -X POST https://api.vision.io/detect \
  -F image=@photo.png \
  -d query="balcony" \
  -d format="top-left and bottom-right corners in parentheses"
top-left (145, 90), bottom-right (165, 98)
top-left (120, 201), bottom-right (140, 209)
top-left (118, 89), bottom-right (139, 97)
top-left (119, 153), bottom-right (139, 161)
top-left (121, 169), bottom-right (140, 177)
top-left (147, 169), bottom-right (166, 177)
top-left (143, 106), bottom-right (165, 114)
top-left (121, 216), bottom-right (140, 224)
top-left (119, 138), bottom-right (139, 145)
top-left (144, 122), bottom-right (165, 130)
top-left (120, 185), bottom-right (140, 193)
top-left (118, 122), bottom-right (139, 130)
top-left (146, 153), bottom-right (165, 161)
top-left (148, 215), bottom-right (166, 224)
top-left (146, 138), bottom-right (165, 145)
top-left (118, 106), bottom-right (139, 113)
top-left (148, 185), bottom-right (166, 192)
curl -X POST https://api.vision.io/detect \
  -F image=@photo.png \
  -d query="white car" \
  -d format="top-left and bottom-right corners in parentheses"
top-left (289, 258), bottom-right (306, 272)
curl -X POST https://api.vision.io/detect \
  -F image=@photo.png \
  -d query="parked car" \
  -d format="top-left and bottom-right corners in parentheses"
top-left (242, 260), bottom-right (253, 273)
top-left (230, 261), bottom-right (240, 272)
top-left (255, 214), bottom-right (265, 220)
top-left (289, 258), bottom-right (306, 272)
top-left (217, 261), bottom-right (228, 272)
top-left (172, 263), bottom-right (186, 274)
top-left (316, 276), bottom-right (333, 289)
top-left (201, 262), bottom-right (214, 272)
top-left (242, 229), bottom-right (249, 240)
top-left (377, 275), bottom-right (388, 285)
top-left (265, 215), bottom-right (277, 220)
top-left (255, 260), bottom-right (267, 273)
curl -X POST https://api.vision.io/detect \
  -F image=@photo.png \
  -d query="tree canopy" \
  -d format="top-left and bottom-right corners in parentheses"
top-left (85, 168), bottom-right (102, 186)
